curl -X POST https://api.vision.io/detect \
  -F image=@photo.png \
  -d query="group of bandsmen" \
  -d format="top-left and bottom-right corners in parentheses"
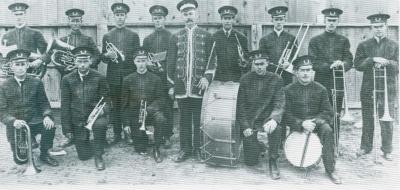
top-left (0, 0), bottom-right (398, 185)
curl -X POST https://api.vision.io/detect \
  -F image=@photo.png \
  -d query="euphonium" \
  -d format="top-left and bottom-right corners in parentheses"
top-left (47, 39), bottom-right (76, 70)
top-left (105, 41), bottom-right (125, 63)
top-left (14, 123), bottom-right (41, 175)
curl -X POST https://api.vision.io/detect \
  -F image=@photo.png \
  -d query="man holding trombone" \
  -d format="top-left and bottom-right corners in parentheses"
top-left (61, 47), bottom-right (110, 170)
top-left (354, 13), bottom-right (398, 161)
top-left (308, 7), bottom-right (353, 155)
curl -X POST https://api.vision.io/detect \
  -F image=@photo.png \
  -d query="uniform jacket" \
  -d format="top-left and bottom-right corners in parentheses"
top-left (101, 26), bottom-right (140, 86)
top-left (61, 69), bottom-right (110, 134)
top-left (1, 26), bottom-right (47, 54)
top-left (236, 71), bottom-right (285, 132)
top-left (283, 81), bottom-right (334, 132)
top-left (0, 75), bottom-right (52, 127)
top-left (166, 26), bottom-right (215, 99)
top-left (212, 29), bottom-right (249, 82)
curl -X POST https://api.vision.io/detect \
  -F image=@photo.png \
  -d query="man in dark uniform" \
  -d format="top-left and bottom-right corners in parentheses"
top-left (212, 5), bottom-right (249, 82)
top-left (354, 13), bottom-right (398, 161)
top-left (284, 55), bottom-right (341, 184)
top-left (236, 50), bottom-right (284, 180)
top-left (101, 2), bottom-right (140, 144)
top-left (44, 8), bottom-right (100, 76)
top-left (1, 2), bottom-right (47, 69)
top-left (142, 5), bottom-right (173, 148)
top-left (167, 0), bottom-right (215, 162)
top-left (259, 5), bottom-right (296, 86)
top-left (61, 47), bottom-right (110, 170)
top-left (122, 47), bottom-right (165, 163)
top-left (0, 49), bottom-right (58, 167)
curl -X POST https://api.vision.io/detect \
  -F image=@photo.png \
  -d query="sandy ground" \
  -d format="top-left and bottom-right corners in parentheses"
top-left (0, 109), bottom-right (399, 187)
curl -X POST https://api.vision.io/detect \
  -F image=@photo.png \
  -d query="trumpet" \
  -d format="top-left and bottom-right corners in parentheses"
top-left (235, 33), bottom-right (248, 68)
top-left (275, 23), bottom-right (310, 76)
top-left (84, 97), bottom-right (107, 131)
top-left (139, 100), bottom-right (147, 131)
top-left (14, 123), bottom-right (41, 175)
top-left (106, 41), bottom-right (125, 63)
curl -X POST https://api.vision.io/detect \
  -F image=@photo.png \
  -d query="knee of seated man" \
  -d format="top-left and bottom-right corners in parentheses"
top-left (319, 123), bottom-right (333, 134)
top-left (93, 117), bottom-right (109, 128)
top-left (153, 111), bottom-right (166, 124)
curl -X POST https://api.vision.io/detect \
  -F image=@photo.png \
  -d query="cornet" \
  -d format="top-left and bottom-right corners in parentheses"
top-left (106, 42), bottom-right (125, 63)
top-left (148, 51), bottom-right (166, 73)
top-left (84, 97), bottom-right (107, 131)
top-left (14, 123), bottom-right (41, 175)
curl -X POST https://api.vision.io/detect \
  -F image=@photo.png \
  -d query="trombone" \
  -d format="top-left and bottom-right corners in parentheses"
top-left (14, 123), bottom-right (41, 175)
top-left (275, 23), bottom-right (310, 76)
top-left (105, 41), bottom-right (125, 63)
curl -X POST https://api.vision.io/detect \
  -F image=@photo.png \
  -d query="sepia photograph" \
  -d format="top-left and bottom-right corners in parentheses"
top-left (0, 0), bottom-right (399, 188)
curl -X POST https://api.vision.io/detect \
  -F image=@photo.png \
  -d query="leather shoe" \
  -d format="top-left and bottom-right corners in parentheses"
top-left (174, 151), bottom-right (191, 163)
top-left (125, 134), bottom-right (133, 145)
top-left (269, 158), bottom-right (280, 180)
top-left (40, 155), bottom-right (59, 167)
top-left (95, 156), bottom-right (105, 171)
top-left (111, 135), bottom-right (122, 145)
top-left (163, 139), bottom-right (172, 149)
top-left (327, 171), bottom-right (342, 184)
top-left (61, 138), bottom-right (74, 148)
top-left (356, 149), bottom-right (370, 157)
top-left (383, 153), bottom-right (393, 161)
top-left (31, 138), bottom-right (39, 149)
top-left (153, 147), bottom-right (163, 163)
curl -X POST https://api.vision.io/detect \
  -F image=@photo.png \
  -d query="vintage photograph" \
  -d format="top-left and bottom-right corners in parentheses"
top-left (0, 0), bottom-right (399, 188)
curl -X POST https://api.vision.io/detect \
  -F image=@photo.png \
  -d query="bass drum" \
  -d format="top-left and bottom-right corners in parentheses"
top-left (284, 131), bottom-right (322, 168)
top-left (200, 81), bottom-right (241, 167)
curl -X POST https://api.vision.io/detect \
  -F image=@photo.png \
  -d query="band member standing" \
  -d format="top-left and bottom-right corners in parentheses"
top-left (122, 48), bottom-right (165, 163)
top-left (0, 49), bottom-right (59, 167)
top-left (101, 2), bottom-right (140, 144)
top-left (61, 47), bottom-right (110, 170)
top-left (1, 2), bottom-right (47, 69)
top-left (284, 55), bottom-right (341, 184)
top-left (167, 0), bottom-right (215, 162)
top-left (354, 13), bottom-right (398, 160)
top-left (259, 5), bottom-right (296, 86)
top-left (142, 5), bottom-right (173, 148)
top-left (236, 50), bottom-right (284, 180)
top-left (308, 8), bottom-right (353, 144)
top-left (212, 5), bottom-right (249, 82)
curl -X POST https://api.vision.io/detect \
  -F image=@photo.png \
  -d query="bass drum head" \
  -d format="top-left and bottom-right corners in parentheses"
top-left (284, 131), bottom-right (322, 168)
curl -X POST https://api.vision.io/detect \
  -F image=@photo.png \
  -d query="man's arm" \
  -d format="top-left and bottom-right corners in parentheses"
top-left (36, 31), bottom-right (48, 54)
top-left (308, 38), bottom-right (330, 73)
top-left (88, 37), bottom-right (101, 69)
top-left (283, 87), bottom-right (304, 132)
top-left (166, 34), bottom-right (178, 89)
top-left (98, 75), bottom-right (111, 115)
top-left (204, 34), bottom-right (217, 82)
top-left (314, 88), bottom-right (334, 126)
top-left (264, 77), bottom-right (285, 124)
top-left (0, 86), bottom-right (16, 127)
top-left (60, 77), bottom-right (72, 135)
top-left (236, 79), bottom-right (251, 133)
top-left (148, 77), bottom-right (163, 114)
top-left (37, 80), bottom-right (53, 120)
top-left (342, 38), bottom-right (354, 72)
top-left (354, 42), bottom-right (374, 72)
top-left (121, 77), bottom-right (131, 127)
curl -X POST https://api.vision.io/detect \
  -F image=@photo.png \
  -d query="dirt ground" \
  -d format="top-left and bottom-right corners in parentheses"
top-left (0, 109), bottom-right (399, 187)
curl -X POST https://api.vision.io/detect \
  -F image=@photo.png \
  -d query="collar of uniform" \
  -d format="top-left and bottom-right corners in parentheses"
top-left (223, 28), bottom-right (232, 37)
top-left (374, 35), bottom-right (386, 43)
top-left (185, 24), bottom-right (197, 31)
top-left (15, 23), bottom-right (26, 29)
top-left (274, 28), bottom-right (283, 37)
top-left (115, 25), bottom-right (126, 30)
top-left (155, 27), bottom-right (166, 32)
top-left (78, 69), bottom-right (90, 81)
top-left (70, 29), bottom-right (82, 35)
top-left (324, 30), bottom-right (336, 36)
top-left (14, 75), bottom-right (27, 86)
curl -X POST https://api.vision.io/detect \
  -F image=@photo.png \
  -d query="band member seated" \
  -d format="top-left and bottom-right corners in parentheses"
top-left (61, 47), bottom-right (110, 171)
top-left (0, 49), bottom-right (59, 167)
top-left (236, 50), bottom-right (284, 180)
top-left (284, 55), bottom-right (341, 184)
top-left (122, 47), bottom-right (165, 163)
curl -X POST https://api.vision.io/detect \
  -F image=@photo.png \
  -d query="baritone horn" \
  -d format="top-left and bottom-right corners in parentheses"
top-left (106, 41), bottom-right (125, 63)
top-left (85, 97), bottom-right (107, 131)
top-left (14, 123), bottom-right (41, 175)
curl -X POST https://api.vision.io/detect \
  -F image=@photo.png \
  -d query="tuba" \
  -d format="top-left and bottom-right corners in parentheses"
top-left (105, 41), bottom-right (125, 63)
top-left (47, 39), bottom-right (76, 71)
top-left (14, 123), bottom-right (41, 175)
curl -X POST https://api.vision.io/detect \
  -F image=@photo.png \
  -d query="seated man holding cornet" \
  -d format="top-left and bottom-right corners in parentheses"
top-left (0, 49), bottom-right (59, 171)
top-left (61, 47), bottom-right (110, 171)
top-left (121, 47), bottom-right (166, 163)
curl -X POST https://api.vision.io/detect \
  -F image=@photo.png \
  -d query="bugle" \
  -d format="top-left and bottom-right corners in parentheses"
top-left (14, 123), bottom-right (41, 175)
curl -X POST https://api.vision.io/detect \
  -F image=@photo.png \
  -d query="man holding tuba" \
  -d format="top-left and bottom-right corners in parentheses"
top-left (101, 2), bottom-right (140, 144)
top-left (0, 49), bottom-right (59, 167)
top-left (61, 47), bottom-right (110, 170)
top-left (284, 55), bottom-right (341, 184)
top-left (121, 47), bottom-right (165, 163)
top-left (354, 13), bottom-right (398, 161)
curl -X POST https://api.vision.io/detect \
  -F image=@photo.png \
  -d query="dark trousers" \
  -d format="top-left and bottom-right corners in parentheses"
top-left (243, 125), bottom-right (281, 166)
top-left (177, 97), bottom-right (202, 153)
top-left (162, 97), bottom-right (174, 140)
top-left (73, 117), bottom-right (108, 160)
top-left (360, 99), bottom-right (394, 154)
top-left (127, 111), bottom-right (165, 153)
top-left (7, 123), bottom-right (55, 165)
top-left (110, 83), bottom-right (123, 138)
top-left (328, 89), bottom-right (344, 139)
top-left (314, 123), bottom-right (336, 173)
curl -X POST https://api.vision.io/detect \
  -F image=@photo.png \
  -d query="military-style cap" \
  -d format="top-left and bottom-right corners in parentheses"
top-left (218, 6), bottom-right (238, 17)
top-left (177, 0), bottom-right (198, 12)
top-left (149, 5), bottom-right (168, 17)
top-left (267, 6), bottom-right (288, 17)
top-left (248, 50), bottom-right (269, 60)
top-left (133, 47), bottom-right (148, 59)
top-left (293, 55), bottom-right (314, 69)
top-left (71, 47), bottom-right (93, 58)
top-left (8, 2), bottom-right (29, 12)
top-left (6, 49), bottom-right (31, 61)
top-left (321, 8), bottom-right (343, 17)
top-left (111, 2), bottom-right (130, 14)
top-left (367, 13), bottom-right (390, 23)
top-left (65, 8), bottom-right (85, 17)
